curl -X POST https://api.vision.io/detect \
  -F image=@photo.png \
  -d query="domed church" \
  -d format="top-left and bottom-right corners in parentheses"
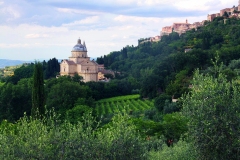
top-left (60, 38), bottom-right (99, 82)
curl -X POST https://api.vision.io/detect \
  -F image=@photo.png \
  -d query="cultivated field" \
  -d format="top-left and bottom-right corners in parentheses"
top-left (95, 94), bottom-right (154, 115)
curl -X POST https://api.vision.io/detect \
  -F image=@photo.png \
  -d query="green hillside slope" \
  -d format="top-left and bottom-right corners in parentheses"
top-left (97, 17), bottom-right (240, 99)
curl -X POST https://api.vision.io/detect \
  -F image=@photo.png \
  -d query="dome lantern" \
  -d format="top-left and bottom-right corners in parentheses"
top-left (72, 38), bottom-right (87, 52)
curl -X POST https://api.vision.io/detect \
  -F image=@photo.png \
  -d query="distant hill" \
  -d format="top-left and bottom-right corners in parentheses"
top-left (0, 59), bottom-right (32, 68)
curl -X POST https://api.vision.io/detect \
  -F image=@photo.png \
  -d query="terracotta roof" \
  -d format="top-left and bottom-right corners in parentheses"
top-left (91, 60), bottom-right (99, 65)
top-left (65, 60), bottom-right (76, 65)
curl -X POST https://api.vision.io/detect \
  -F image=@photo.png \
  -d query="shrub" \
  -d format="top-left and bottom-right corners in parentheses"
top-left (0, 111), bottom-right (148, 160)
top-left (148, 140), bottom-right (197, 160)
top-left (182, 70), bottom-right (240, 160)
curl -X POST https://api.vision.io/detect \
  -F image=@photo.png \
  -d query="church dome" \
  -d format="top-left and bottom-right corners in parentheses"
top-left (72, 38), bottom-right (87, 51)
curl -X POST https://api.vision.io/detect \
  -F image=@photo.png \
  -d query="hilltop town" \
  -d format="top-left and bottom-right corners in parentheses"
top-left (139, 0), bottom-right (240, 44)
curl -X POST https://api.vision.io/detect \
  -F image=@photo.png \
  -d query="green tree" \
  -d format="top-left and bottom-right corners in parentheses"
top-left (46, 80), bottom-right (89, 117)
top-left (223, 11), bottom-right (229, 18)
top-left (6, 63), bottom-right (34, 84)
top-left (72, 72), bottom-right (83, 84)
top-left (154, 94), bottom-right (172, 112)
top-left (104, 73), bottom-right (114, 79)
top-left (0, 78), bottom-right (32, 122)
top-left (44, 58), bottom-right (60, 79)
top-left (182, 69), bottom-right (240, 159)
top-left (162, 112), bottom-right (188, 147)
top-left (66, 104), bottom-right (92, 124)
top-left (121, 47), bottom-right (128, 59)
top-left (32, 62), bottom-right (45, 118)
top-left (202, 31), bottom-right (210, 50)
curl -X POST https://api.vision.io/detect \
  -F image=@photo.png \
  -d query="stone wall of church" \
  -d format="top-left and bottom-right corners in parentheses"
top-left (71, 51), bottom-right (88, 58)
top-left (80, 73), bottom-right (98, 82)
top-left (60, 63), bottom-right (69, 76)
top-left (68, 65), bottom-right (77, 74)
top-left (80, 62), bottom-right (98, 73)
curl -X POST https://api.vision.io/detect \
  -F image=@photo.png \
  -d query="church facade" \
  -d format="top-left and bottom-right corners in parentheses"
top-left (60, 38), bottom-right (99, 82)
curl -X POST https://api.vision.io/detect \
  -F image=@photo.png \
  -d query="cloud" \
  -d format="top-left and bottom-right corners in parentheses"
top-left (173, 1), bottom-right (210, 11)
top-left (0, 6), bottom-right (21, 21)
top-left (63, 16), bottom-right (99, 26)
top-left (56, 8), bottom-right (103, 15)
top-left (114, 15), bottom-right (161, 23)
top-left (25, 34), bottom-right (51, 39)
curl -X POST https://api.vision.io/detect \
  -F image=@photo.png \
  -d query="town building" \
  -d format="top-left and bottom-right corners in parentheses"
top-left (208, 1), bottom-right (240, 21)
top-left (161, 19), bottom-right (203, 36)
top-left (150, 36), bottom-right (161, 42)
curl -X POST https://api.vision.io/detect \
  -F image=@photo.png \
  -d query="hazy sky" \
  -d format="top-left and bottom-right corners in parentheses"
top-left (0, 0), bottom-right (237, 61)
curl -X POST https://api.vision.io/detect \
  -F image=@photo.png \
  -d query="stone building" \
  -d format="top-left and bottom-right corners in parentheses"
top-left (220, 8), bottom-right (232, 16)
top-left (98, 64), bottom-right (115, 81)
top-left (208, 1), bottom-right (240, 21)
top-left (161, 26), bottom-right (173, 36)
top-left (207, 13), bottom-right (221, 21)
top-left (150, 36), bottom-right (161, 42)
top-left (60, 38), bottom-right (99, 82)
top-left (161, 19), bottom-right (203, 36)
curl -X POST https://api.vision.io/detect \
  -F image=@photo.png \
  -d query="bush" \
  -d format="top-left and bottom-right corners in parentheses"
top-left (0, 111), bottom-right (148, 160)
top-left (154, 94), bottom-right (172, 112)
top-left (182, 69), bottom-right (240, 160)
top-left (148, 140), bottom-right (197, 160)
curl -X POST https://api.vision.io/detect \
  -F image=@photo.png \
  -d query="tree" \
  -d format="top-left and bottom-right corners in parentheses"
top-left (32, 62), bottom-right (45, 118)
top-left (223, 11), bottom-right (229, 18)
top-left (182, 69), bottom-right (240, 159)
top-left (201, 31), bottom-right (210, 50)
top-left (154, 94), bottom-right (172, 112)
top-left (0, 78), bottom-right (32, 122)
top-left (122, 47), bottom-right (128, 59)
top-left (46, 80), bottom-right (89, 117)
top-left (44, 58), bottom-right (60, 79)
top-left (72, 73), bottom-right (83, 84)
top-left (66, 104), bottom-right (92, 124)
top-left (6, 63), bottom-right (34, 84)
top-left (162, 112), bottom-right (188, 147)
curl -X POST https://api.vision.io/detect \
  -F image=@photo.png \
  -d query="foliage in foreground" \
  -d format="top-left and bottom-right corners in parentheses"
top-left (148, 140), bottom-right (197, 160)
top-left (182, 69), bottom-right (240, 160)
top-left (0, 111), bottom-right (148, 160)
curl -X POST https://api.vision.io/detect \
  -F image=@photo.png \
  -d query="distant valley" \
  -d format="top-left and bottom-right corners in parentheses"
top-left (0, 59), bottom-right (32, 68)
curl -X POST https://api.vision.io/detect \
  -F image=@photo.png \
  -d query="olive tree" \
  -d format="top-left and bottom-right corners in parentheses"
top-left (182, 69), bottom-right (240, 160)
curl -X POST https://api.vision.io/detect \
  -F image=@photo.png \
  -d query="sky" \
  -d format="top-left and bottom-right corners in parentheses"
top-left (0, 0), bottom-right (238, 61)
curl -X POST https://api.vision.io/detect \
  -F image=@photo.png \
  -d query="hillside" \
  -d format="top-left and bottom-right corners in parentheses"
top-left (0, 59), bottom-right (31, 68)
top-left (97, 16), bottom-right (240, 98)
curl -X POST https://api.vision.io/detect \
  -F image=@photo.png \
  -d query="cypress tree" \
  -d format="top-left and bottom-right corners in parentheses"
top-left (31, 62), bottom-right (45, 118)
